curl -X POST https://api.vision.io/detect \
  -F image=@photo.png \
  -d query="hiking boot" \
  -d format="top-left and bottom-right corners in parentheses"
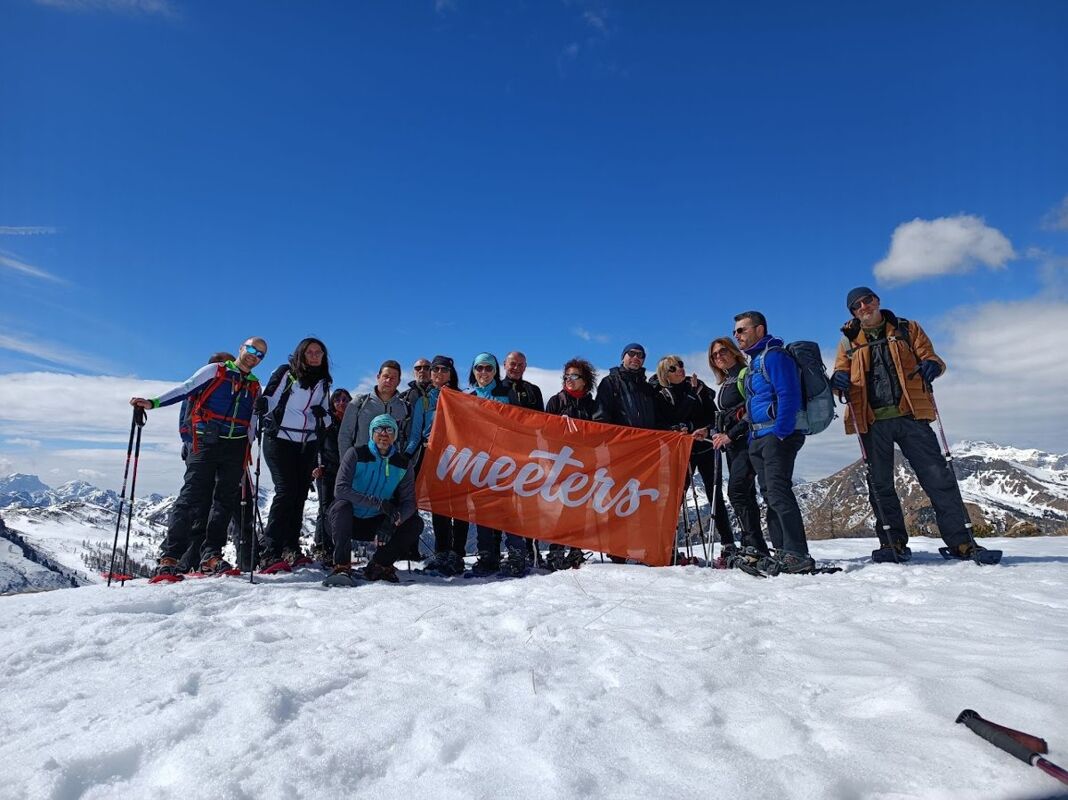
top-left (772, 551), bottom-right (816, 575)
top-left (281, 548), bottom-right (303, 566)
top-left (565, 548), bottom-right (585, 568)
top-left (546, 548), bottom-right (569, 572)
top-left (499, 547), bottom-right (531, 578)
top-left (153, 557), bottom-right (180, 577)
top-left (468, 552), bottom-right (500, 577)
top-left (363, 562), bottom-right (400, 583)
top-left (199, 555), bottom-right (234, 574)
top-left (322, 564), bottom-right (356, 587)
top-left (427, 551), bottom-right (465, 577)
top-left (715, 544), bottom-right (738, 569)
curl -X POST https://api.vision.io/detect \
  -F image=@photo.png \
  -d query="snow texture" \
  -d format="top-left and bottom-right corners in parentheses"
top-left (1, 537), bottom-right (1066, 799)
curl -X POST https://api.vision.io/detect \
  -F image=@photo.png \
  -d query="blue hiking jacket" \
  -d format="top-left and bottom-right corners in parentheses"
top-left (744, 335), bottom-right (801, 440)
top-left (334, 443), bottom-right (416, 522)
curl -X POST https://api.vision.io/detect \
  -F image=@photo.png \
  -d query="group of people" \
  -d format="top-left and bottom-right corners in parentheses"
top-left (128, 285), bottom-right (993, 584)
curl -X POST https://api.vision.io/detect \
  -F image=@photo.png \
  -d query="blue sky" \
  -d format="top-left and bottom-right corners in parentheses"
top-left (2, 0), bottom-right (1067, 493)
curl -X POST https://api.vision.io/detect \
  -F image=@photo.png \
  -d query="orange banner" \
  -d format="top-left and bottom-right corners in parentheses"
top-left (416, 390), bottom-right (693, 567)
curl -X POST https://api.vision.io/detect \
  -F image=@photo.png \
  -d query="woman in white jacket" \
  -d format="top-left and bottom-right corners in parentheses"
top-left (259, 337), bottom-right (332, 568)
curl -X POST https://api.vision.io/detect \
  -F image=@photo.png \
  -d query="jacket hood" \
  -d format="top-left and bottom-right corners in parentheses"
top-left (744, 334), bottom-right (783, 357)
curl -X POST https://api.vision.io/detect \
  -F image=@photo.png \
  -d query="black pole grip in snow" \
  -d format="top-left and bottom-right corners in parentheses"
top-left (957, 709), bottom-right (1038, 765)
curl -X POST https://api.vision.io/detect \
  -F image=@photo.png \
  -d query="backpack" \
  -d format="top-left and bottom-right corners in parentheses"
top-left (187, 362), bottom-right (260, 452)
top-left (754, 341), bottom-right (835, 435)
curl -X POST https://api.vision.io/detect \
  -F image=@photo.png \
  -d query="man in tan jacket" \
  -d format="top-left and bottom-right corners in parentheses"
top-left (832, 287), bottom-right (989, 563)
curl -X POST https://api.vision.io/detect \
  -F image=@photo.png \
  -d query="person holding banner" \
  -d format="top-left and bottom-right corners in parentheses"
top-left (325, 414), bottom-right (423, 585)
top-left (594, 343), bottom-right (661, 430)
top-left (543, 358), bottom-right (598, 570)
top-left (418, 356), bottom-right (470, 577)
top-left (466, 352), bottom-right (533, 577)
top-left (653, 355), bottom-right (737, 561)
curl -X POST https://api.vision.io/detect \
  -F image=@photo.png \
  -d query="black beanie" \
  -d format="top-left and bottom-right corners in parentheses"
top-left (846, 286), bottom-right (879, 312)
top-left (621, 342), bottom-right (646, 359)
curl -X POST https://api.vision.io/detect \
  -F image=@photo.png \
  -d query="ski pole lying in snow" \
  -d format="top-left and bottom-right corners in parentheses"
top-left (956, 709), bottom-right (1068, 787)
top-left (107, 406), bottom-right (146, 586)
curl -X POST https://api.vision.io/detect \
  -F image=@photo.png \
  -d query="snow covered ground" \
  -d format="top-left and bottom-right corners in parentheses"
top-left (1, 537), bottom-right (1066, 800)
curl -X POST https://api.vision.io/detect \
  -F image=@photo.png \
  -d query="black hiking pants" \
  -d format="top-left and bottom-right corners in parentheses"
top-left (724, 439), bottom-right (767, 553)
top-left (313, 464), bottom-right (338, 555)
top-left (432, 513), bottom-right (469, 556)
top-left (261, 436), bottom-right (318, 559)
top-left (861, 415), bottom-right (970, 549)
top-left (160, 436), bottom-right (246, 563)
top-left (748, 431), bottom-right (808, 556)
top-left (329, 499), bottom-right (424, 567)
top-left (691, 444), bottom-right (734, 548)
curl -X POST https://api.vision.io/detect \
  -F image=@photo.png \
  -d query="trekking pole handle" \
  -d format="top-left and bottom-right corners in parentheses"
top-left (956, 709), bottom-right (1039, 766)
top-left (133, 405), bottom-right (147, 427)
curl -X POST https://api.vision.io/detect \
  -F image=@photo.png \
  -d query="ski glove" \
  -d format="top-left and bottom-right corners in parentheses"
top-left (831, 370), bottom-right (851, 392)
top-left (310, 406), bottom-right (327, 420)
top-left (918, 360), bottom-right (942, 384)
top-left (254, 396), bottom-right (269, 416)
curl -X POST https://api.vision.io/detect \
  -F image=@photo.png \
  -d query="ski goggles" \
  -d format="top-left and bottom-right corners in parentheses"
top-left (242, 344), bottom-right (266, 358)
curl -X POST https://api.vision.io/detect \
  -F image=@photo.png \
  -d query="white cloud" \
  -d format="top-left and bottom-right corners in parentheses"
top-left (4, 438), bottom-right (40, 448)
top-left (1041, 195), bottom-right (1068, 231)
top-left (433, 0), bottom-right (456, 15)
top-left (0, 226), bottom-right (58, 236)
top-left (873, 215), bottom-right (1016, 286)
top-left (0, 329), bottom-right (115, 373)
top-left (77, 468), bottom-right (106, 479)
top-left (34, 0), bottom-right (176, 16)
top-left (583, 9), bottom-right (609, 35)
top-left (571, 326), bottom-right (610, 344)
top-left (0, 252), bottom-right (65, 283)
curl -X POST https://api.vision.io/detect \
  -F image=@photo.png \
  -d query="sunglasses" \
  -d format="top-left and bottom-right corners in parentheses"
top-left (711, 349), bottom-right (731, 360)
top-left (413, 365), bottom-right (431, 371)
top-left (563, 373), bottom-right (583, 381)
top-left (850, 294), bottom-right (877, 312)
top-left (667, 364), bottom-right (685, 373)
top-left (473, 364), bottom-right (495, 373)
top-left (733, 325), bottom-right (753, 337)
top-left (372, 426), bottom-right (396, 436)
top-left (242, 344), bottom-right (266, 358)
top-left (431, 365), bottom-right (451, 373)
top-left (625, 350), bottom-right (645, 359)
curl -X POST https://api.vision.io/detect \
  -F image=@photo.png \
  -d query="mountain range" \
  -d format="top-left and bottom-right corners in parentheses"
top-left (1, 440), bottom-right (1065, 594)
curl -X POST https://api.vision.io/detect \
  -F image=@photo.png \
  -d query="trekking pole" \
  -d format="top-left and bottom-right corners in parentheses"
top-left (686, 460), bottom-right (711, 563)
top-left (249, 420), bottom-right (265, 584)
top-left (107, 406), bottom-right (145, 586)
top-left (117, 407), bottom-right (147, 585)
top-left (956, 709), bottom-right (1068, 787)
top-left (912, 372), bottom-right (1002, 565)
top-left (841, 395), bottom-right (898, 563)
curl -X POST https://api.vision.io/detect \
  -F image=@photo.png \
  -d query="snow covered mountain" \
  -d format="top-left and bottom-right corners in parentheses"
top-left (1, 439), bottom-right (1065, 594)
top-left (795, 440), bottom-right (1068, 539)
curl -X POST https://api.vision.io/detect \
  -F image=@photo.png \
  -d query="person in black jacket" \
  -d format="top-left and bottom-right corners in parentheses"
top-left (501, 351), bottom-right (545, 412)
top-left (653, 355), bottom-right (737, 562)
top-left (707, 337), bottom-right (769, 558)
top-left (544, 358), bottom-right (597, 570)
top-left (593, 342), bottom-right (660, 429)
top-left (311, 388), bottom-right (351, 568)
top-left (258, 337), bottom-right (333, 569)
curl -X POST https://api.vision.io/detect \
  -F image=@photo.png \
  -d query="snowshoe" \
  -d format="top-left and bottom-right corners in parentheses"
top-left (674, 551), bottom-right (700, 566)
top-left (871, 543), bottom-right (912, 563)
top-left (290, 555), bottom-right (314, 569)
top-left (258, 559), bottom-right (293, 575)
top-left (198, 555), bottom-right (238, 575)
top-left (546, 548), bottom-right (569, 572)
top-left (363, 562), bottom-right (400, 583)
top-left (322, 566), bottom-right (358, 587)
top-left (465, 552), bottom-right (501, 578)
top-left (498, 547), bottom-right (531, 578)
top-left (101, 572), bottom-right (136, 582)
top-left (420, 551), bottom-right (465, 577)
top-left (939, 542), bottom-right (1003, 565)
top-left (148, 557), bottom-right (183, 583)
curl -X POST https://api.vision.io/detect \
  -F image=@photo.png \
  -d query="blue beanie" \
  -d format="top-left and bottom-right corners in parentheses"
top-left (621, 342), bottom-right (646, 359)
top-left (369, 414), bottom-right (398, 436)
top-left (472, 352), bottom-right (497, 368)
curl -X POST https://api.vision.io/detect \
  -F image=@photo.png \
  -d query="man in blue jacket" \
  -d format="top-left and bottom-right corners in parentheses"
top-left (324, 414), bottom-right (423, 585)
top-left (734, 311), bottom-right (814, 574)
